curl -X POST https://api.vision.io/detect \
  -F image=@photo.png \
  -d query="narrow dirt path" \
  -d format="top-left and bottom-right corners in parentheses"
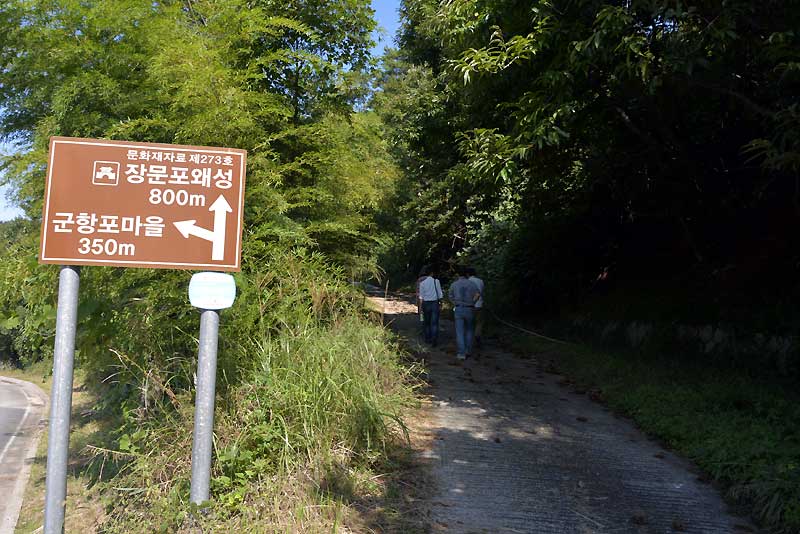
top-left (372, 293), bottom-right (757, 534)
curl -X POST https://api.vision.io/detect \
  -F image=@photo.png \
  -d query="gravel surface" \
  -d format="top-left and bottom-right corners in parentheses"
top-left (373, 294), bottom-right (757, 534)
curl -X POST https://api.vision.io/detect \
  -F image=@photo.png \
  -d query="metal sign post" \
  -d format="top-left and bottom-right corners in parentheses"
top-left (187, 272), bottom-right (236, 505)
top-left (43, 266), bottom-right (80, 534)
top-left (189, 309), bottom-right (220, 504)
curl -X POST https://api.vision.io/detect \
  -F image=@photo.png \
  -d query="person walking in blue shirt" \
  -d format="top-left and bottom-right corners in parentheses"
top-left (448, 266), bottom-right (481, 360)
top-left (467, 267), bottom-right (485, 347)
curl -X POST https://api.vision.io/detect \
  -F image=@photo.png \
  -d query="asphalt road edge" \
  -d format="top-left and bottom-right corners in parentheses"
top-left (0, 376), bottom-right (48, 534)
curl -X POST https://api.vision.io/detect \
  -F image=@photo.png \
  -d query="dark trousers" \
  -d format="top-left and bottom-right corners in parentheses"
top-left (421, 300), bottom-right (440, 345)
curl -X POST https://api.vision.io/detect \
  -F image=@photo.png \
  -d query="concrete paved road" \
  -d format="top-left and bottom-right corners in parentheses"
top-left (375, 295), bottom-right (758, 534)
top-left (0, 376), bottom-right (47, 534)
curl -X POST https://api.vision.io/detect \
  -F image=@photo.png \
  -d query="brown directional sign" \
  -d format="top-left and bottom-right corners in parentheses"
top-left (40, 137), bottom-right (247, 271)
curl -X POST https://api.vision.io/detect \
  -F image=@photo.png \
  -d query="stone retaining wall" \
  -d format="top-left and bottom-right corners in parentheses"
top-left (567, 316), bottom-right (798, 375)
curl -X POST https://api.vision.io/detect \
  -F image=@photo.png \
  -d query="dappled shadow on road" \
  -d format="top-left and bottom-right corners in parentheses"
top-left (373, 293), bottom-right (757, 534)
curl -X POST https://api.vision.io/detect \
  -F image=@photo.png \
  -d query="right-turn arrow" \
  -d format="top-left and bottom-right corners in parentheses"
top-left (173, 194), bottom-right (232, 261)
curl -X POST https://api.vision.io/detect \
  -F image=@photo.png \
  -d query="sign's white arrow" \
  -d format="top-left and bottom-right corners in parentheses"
top-left (173, 194), bottom-right (233, 261)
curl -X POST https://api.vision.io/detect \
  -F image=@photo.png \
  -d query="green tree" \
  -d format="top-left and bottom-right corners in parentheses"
top-left (381, 0), bottom-right (800, 310)
top-left (0, 1), bottom-right (407, 529)
top-left (236, 0), bottom-right (377, 122)
top-left (0, 0), bottom-right (394, 376)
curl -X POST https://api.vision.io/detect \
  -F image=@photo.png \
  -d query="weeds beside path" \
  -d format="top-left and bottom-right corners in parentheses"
top-left (373, 292), bottom-right (757, 534)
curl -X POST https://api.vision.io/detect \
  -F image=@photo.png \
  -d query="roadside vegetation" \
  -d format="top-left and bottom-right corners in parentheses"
top-left (0, 0), bottom-right (423, 531)
top-left (8, 301), bottom-right (425, 533)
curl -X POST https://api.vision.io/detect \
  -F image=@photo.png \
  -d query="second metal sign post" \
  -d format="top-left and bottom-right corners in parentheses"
top-left (188, 272), bottom-right (237, 505)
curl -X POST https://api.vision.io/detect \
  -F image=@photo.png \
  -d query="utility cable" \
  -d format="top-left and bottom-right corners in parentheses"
top-left (487, 308), bottom-right (571, 345)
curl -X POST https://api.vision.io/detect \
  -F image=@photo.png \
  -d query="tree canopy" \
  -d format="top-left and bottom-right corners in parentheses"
top-left (376, 0), bottom-right (800, 318)
top-left (0, 0), bottom-right (396, 366)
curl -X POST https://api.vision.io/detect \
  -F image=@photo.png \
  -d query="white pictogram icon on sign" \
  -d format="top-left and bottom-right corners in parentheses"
top-left (92, 161), bottom-right (120, 186)
top-left (173, 195), bottom-right (232, 261)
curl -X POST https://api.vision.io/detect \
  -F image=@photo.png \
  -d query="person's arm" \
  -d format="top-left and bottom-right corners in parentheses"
top-left (468, 278), bottom-right (481, 303)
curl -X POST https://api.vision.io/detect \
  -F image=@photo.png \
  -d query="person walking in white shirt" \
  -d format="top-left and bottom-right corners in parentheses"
top-left (417, 266), bottom-right (443, 346)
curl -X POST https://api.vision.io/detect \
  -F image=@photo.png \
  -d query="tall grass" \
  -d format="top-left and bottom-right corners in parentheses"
top-left (2, 245), bottom-right (421, 531)
top-left (97, 316), bottom-right (418, 532)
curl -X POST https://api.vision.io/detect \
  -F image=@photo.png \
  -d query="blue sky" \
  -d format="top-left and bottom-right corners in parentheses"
top-left (372, 0), bottom-right (402, 56)
top-left (0, 141), bottom-right (24, 222)
top-left (0, 1), bottom-right (402, 222)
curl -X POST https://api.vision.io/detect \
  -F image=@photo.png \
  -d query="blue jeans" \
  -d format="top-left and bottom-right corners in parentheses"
top-left (421, 300), bottom-right (440, 344)
top-left (453, 306), bottom-right (475, 356)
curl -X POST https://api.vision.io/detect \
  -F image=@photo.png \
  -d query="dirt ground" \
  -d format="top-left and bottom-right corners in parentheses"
top-left (371, 292), bottom-right (757, 534)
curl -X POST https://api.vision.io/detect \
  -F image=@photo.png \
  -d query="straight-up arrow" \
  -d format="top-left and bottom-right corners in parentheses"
top-left (174, 194), bottom-right (233, 261)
